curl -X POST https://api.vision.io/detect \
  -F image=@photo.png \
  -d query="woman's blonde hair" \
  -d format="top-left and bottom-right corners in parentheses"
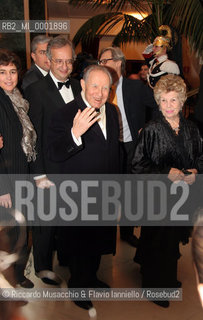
top-left (154, 74), bottom-right (187, 107)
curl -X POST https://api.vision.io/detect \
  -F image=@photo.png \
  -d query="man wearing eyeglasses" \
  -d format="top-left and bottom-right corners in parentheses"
top-left (24, 36), bottom-right (81, 285)
top-left (98, 47), bottom-right (157, 247)
top-left (22, 35), bottom-right (52, 91)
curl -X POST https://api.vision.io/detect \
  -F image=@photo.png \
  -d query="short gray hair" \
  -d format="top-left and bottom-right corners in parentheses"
top-left (83, 64), bottom-right (112, 86)
top-left (46, 36), bottom-right (76, 61)
top-left (99, 47), bottom-right (126, 75)
top-left (31, 35), bottom-right (52, 53)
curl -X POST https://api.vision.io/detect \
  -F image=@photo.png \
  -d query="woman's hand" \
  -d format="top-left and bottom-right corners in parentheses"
top-left (168, 168), bottom-right (185, 182)
top-left (183, 168), bottom-right (197, 185)
top-left (0, 193), bottom-right (12, 208)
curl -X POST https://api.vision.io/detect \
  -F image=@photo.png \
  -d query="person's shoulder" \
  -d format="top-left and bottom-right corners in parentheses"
top-left (183, 117), bottom-right (199, 130)
top-left (123, 77), bottom-right (145, 92)
top-left (0, 87), bottom-right (5, 98)
top-left (22, 68), bottom-right (42, 90)
top-left (123, 77), bottom-right (143, 86)
top-left (70, 77), bottom-right (80, 85)
top-left (161, 59), bottom-right (180, 74)
top-left (24, 64), bottom-right (38, 75)
top-left (69, 77), bottom-right (82, 91)
top-left (143, 117), bottom-right (163, 131)
top-left (25, 74), bottom-right (50, 92)
top-left (106, 101), bottom-right (118, 114)
top-left (0, 88), bottom-right (8, 105)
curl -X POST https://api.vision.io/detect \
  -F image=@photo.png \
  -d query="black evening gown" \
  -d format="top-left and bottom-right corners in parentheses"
top-left (132, 112), bottom-right (203, 288)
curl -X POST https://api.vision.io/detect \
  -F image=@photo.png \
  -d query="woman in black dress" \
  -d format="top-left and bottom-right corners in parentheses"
top-left (132, 74), bottom-right (203, 307)
top-left (0, 49), bottom-right (36, 288)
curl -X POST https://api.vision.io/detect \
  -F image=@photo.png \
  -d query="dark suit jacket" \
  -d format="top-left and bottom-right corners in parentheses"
top-left (47, 94), bottom-right (120, 174)
top-left (21, 64), bottom-right (44, 92)
top-left (47, 94), bottom-right (120, 255)
top-left (0, 88), bottom-right (29, 195)
top-left (122, 77), bottom-right (157, 142)
top-left (24, 74), bottom-right (81, 175)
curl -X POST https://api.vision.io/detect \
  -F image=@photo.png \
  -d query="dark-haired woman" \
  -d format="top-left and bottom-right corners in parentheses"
top-left (0, 49), bottom-right (37, 288)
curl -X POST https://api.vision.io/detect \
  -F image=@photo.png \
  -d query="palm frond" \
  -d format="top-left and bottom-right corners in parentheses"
top-left (113, 13), bottom-right (155, 46)
top-left (72, 0), bottom-right (202, 56)
top-left (73, 11), bottom-right (158, 47)
top-left (72, 12), bottom-right (121, 46)
top-left (167, 0), bottom-right (203, 56)
top-left (69, 0), bottom-right (147, 11)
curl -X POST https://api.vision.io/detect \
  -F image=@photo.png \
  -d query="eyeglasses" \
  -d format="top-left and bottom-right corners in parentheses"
top-left (98, 58), bottom-right (114, 65)
top-left (51, 59), bottom-right (74, 66)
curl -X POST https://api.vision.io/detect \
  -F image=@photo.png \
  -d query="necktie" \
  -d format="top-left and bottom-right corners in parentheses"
top-left (58, 80), bottom-right (70, 90)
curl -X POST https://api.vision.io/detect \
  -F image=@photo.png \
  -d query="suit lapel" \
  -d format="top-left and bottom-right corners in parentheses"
top-left (122, 78), bottom-right (129, 116)
top-left (106, 103), bottom-right (115, 143)
top-left (69, 78), bottom-right (81, 97)
top-left (45, 74), bottom-right (66, 109)
top-left (32, 64), bottom-right (44, 79)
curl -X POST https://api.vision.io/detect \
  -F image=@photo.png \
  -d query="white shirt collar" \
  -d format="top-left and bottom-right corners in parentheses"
top-left (156, 54), bottom-right (168, 63)
top-left (35, 64), bottom-right (48, 77)
top-left (117, 75), bottom-right (123, 90)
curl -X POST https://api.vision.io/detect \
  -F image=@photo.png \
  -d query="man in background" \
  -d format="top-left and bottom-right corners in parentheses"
top-left (47, 65), bottom-right (120, 310)
top-left (98, 47), bottom-right (157, 247)
top-left (24, 36), bottom-right (81, 285)
top-left (143, 26), bottom-right (180, 89)
top-left (139, 63), bottom-right (149, 84)
top-left (22, 35), bottom-right (52, 91)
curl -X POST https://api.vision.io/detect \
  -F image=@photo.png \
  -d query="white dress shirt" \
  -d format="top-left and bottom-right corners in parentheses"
top-left (49, 71), bottom-right (74, 104)
top-left (116, 76), bottom-right (133, 143)
top-left (35, 64), bottom-right (48, 77)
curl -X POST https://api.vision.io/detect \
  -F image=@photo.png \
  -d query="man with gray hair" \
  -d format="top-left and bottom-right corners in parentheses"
top-left (24, 36), bottom-right (81, 285)
top-left (98, 46), bottom-right (157, 247)
top-left (22, 35), bottom-right (52, 91)
top-left (47, 64), bottom-right (120, 310)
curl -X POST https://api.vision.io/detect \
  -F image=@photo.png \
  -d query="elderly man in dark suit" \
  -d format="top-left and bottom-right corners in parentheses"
top-left (22, 35), bottom-right (52, 91)
top-left (47, 65), bottom-right (120, 310)
top-left (24, 36), bottom-right (81, 285)
top-left (98, 47), bottom-right (157, 247)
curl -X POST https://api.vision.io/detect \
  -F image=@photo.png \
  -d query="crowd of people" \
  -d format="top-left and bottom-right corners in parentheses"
top-left (0, 29), bottom-right (202, 316)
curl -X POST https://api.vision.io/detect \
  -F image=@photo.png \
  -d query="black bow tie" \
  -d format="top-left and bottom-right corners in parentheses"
top-left (58, 80), bottom-right (70, 90)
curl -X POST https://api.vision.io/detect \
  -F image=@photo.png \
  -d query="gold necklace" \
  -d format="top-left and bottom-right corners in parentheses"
top-left (169, 120), bottom-right (179, 130)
